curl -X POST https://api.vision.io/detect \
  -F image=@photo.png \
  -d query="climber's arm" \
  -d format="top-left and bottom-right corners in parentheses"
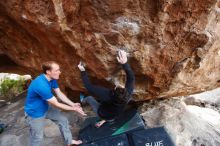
top-left (78, 63), bottom-right (112, 101)
top-left (117, 50), bottom-right (135, 95)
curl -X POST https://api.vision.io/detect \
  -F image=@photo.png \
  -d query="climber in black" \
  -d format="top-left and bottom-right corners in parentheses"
top-left (78, 50), bottom-right (135, 127)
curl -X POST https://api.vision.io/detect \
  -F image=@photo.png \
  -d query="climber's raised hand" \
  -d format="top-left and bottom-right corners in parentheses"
top-left (117, 50), bottom-right (127, 64)
top-left (78, 62), bottom-right (85, 71)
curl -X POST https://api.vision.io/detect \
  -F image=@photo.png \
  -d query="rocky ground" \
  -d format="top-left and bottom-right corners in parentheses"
top-left (0, 88), bottom-right (220, 146)
top-left (141, 88), bottom-right (220, 146)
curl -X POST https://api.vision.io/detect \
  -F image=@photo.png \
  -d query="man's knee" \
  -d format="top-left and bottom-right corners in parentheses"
top-left (32, 131), bottom-right (44, 141)
top-left (26, 116), bottom-right (45, 144)
top-left (30, 127), bottom-right (44, 145)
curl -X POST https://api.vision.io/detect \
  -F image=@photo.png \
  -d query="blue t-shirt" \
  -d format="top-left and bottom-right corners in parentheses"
top-left (24, 74), bottom-right (59, 118)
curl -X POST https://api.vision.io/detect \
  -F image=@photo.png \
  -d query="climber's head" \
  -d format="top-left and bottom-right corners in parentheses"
top-left (42, 61), bottom-right (61, 80)
top-left (113, 86), bottom-right (129, 104)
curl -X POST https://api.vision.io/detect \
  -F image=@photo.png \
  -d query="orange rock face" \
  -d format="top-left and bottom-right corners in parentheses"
top-left (0, 0), bottom-right (220, 101)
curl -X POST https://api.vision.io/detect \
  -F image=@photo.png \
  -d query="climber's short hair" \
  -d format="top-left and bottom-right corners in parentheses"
top-left (42, 61), bottom-right (59, 74)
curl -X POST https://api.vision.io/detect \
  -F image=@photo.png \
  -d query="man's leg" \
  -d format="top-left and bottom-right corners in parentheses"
top-left (45, 106), bottom-right (81, 145)
top-left (25, 114), bottom-right (45, 146)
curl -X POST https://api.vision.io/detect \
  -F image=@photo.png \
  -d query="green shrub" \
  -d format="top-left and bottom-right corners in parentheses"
top-left (0, 77), bottom-right (26, 100)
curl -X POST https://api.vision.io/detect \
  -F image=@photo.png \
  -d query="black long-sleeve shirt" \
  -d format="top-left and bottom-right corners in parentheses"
top-left (81, 63), bottom-right (135, 120)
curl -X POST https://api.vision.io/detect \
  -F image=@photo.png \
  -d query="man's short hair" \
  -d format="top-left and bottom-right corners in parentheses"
top-left (42, 61), bottom-right (59, 74)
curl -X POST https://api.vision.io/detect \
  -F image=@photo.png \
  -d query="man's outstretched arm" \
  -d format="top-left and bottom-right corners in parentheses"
top-left (54, 88), bottom-right (81, 107)
top-left (47, 96), bottom-right (86, 116)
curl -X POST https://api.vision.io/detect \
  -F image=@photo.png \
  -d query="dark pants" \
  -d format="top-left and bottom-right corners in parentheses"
top-left (83, 96), bottom-right (100, 116)
top-left (83, 96), bottom-right (115, 122)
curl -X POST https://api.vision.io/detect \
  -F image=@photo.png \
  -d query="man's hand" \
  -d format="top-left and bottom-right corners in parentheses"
top-left (117, 50), bottom-right (127, 64)
top-left (72, 102), bottom-right (81, 107)
top-left (78, 62), bottom-right (86, 71)
top-left (73, 106), bottom-right (87, 116)
top-left (70, 102), bottom-right (86, 116)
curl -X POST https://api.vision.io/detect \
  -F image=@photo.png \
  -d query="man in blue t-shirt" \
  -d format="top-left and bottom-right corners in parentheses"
top-left (25, 61), bottom-right (86, 146)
